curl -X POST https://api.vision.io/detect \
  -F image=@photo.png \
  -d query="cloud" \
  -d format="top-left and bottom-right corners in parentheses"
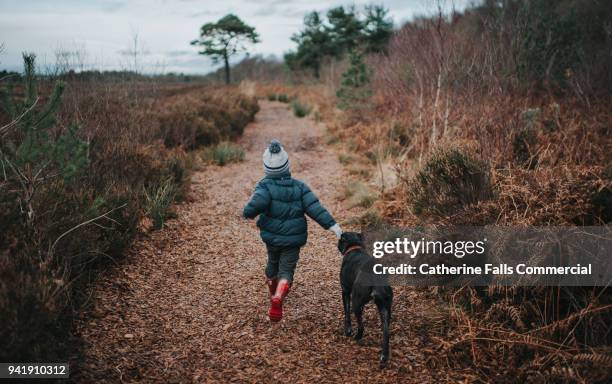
top-left (0, 0), bottom-right (475, 75)
top-left (164, 49), bottom-right (193, 57)
top-left (190, 10), bottom-right (220, 18)
top-left (97, 0), bottom-right (126, 13)
top-left (253, 5), bottom-right (307, 18)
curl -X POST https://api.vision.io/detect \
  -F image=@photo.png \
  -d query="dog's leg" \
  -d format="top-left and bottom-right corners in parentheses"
top-left (353, 304), bottom-right (364, 342)
top-left (342, 290), bottom-right (352, 336)
top-left (351, 287), bottom-right (369, 342)
top-left (375, 298), bottom-right (391, 367)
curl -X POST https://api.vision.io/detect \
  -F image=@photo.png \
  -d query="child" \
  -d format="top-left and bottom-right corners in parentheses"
top-left (243, 139), bottom-right (342, 322)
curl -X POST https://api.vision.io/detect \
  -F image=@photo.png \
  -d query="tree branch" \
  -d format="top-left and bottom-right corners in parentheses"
top-left (49, 203), bottom-right (128, 259)
top-left (0, 97), bottom-right (39, 137)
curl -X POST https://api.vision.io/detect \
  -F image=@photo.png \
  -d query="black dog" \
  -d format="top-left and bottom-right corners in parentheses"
top-left (338, 232), bottom-right (393, 366)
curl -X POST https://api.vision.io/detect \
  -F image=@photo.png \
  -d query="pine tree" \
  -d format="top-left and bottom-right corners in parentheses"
top-left (284, 5), bottom-right (393, 76)
top-left (0, 53), bottom-right (88, 224)
top-left (336, 50), bottom-right (372, 110)
top-left (363, 5), bottom-right (393, 53)
top-left (285, 11), bottom-right (332, 78)
top-left (191, 14), bottom-right (260, 84)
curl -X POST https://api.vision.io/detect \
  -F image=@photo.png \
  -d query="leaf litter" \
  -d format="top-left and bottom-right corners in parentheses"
top-left (71, 101), bottom-right (473, 383)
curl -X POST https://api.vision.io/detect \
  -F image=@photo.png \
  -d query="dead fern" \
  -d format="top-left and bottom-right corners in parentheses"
top-left (572, 354), bottom-right (612, 367)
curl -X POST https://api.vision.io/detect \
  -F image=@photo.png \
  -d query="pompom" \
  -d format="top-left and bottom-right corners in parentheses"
top-left (269, 140), bottom-right (282, 154)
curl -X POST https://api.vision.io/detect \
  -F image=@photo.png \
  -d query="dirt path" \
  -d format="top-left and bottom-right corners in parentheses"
top-left (73, 101), bottom-right (456, 383)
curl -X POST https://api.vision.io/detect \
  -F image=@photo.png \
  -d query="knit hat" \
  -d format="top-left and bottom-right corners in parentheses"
top-left (263, 139), bottom-right (290, 176)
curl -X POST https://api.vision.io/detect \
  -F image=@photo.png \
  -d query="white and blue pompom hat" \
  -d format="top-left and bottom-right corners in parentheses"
top-left (263, 139), bottom-right (290, 176)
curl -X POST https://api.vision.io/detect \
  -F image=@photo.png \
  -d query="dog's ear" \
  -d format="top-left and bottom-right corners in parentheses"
top-left (338, 236), bottom-right (347, 253)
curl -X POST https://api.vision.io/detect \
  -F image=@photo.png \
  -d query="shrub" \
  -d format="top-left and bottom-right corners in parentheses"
top-left (0, 60), bottom-right (255, 363)
top-left (204, 142), bottom-right (245, 166)
top-left (159, 91), bottom-right (259, 149)
top-left (0, 54), bottom-right (89, 224)
top-left (0, 55), bottom-right (101, 362)
top-left (159, 108), bottom-right (221, 149)
top-left (267, 93), bottom-right (277, 101)
top-left (408, 148), bottom-right (492, 216)
top-left (291, 99), bottom-right (311, 117)
top-left (277, 93), bottom-right (289, 103)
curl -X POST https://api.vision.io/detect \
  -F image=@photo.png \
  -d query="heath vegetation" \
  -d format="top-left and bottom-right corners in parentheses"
top-left (1, 0), bottom-right (610, 381)
top-left (254, 0), bottom-right (611, 380)
top-left (0, 55), bottom-right (258, 361)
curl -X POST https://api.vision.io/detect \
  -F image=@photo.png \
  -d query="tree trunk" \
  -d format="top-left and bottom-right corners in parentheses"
top-left (224, 54), bottom-right (230, 85)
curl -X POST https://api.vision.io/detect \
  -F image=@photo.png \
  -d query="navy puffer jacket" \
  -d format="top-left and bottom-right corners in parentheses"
top-left (243, 171), bottom-right (336, 247)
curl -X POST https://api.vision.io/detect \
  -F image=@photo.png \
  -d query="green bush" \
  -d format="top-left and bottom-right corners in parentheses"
top-left (408, 148), bottom-right (493, 216)
top-left (204, 142), bottom-right (245, 166)
top-left (277, 93), bottom-right (289, 103)
top-left (291, 100), bottom-right (311, 117)
top-left (267, 93), bottom-right (277, 101)
top-left (512, 108), bottom-right (540, 168)
top-left (0, 55), bottom-right (94, 362)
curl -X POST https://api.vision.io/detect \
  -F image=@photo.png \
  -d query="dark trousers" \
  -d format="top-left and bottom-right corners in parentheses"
top-left (265, 245), bottom-right (301, 283)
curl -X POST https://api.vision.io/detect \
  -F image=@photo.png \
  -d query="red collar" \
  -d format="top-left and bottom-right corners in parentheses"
top-left (342, 244), bottom-right (363, 257)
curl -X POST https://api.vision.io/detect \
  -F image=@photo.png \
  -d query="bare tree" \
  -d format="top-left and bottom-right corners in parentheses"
top-left (51, 42), bottom-right (89, 77)
top-left (120, 29), bottom-right (150, 73)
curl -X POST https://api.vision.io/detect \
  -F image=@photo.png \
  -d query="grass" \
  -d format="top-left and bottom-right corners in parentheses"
top-left (144, 178), bottom-right (177, 230)
top-left (347, 163), bottom-right (372, 178)
top-left (203, 142), bottom-right (245, 166)
top-left (325, 133), bottom-right (340, 145)
top-left (291, 99), bottom-right (311, 117)
top-left (338, 153), bottom-right (354, 165)
top-left (344, 180), bottom-right (376, 208)
top-left (266, 93), bottom-right (289, 102)
top-left (345, 208), bottom-right (385, 228)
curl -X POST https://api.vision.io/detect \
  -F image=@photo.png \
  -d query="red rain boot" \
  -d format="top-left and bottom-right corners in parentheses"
top-left (268, 279), bottom-right (291, 322)
top-left (265, 277), bottom-right (278, 298)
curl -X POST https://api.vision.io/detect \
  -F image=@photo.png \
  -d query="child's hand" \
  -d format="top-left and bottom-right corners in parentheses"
top-left (329, 223), bottom-right (343, 238)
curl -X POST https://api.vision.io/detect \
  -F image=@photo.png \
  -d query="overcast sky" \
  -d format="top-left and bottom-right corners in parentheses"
top-left (0, 0), bottom-right (473, 75)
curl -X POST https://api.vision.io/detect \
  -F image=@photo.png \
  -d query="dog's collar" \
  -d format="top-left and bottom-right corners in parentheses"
top-left (342, 244), bottom-right (363, 257)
